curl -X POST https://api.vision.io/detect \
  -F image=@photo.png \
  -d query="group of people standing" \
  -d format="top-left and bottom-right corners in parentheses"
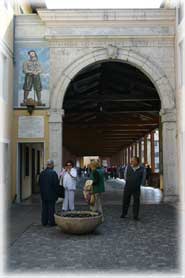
top-left (38, 156), bottom-right (146, 227)
top-left (38, 159), bottom-right (105, 227)
top-left (38, 160), bottom-right (77, 226)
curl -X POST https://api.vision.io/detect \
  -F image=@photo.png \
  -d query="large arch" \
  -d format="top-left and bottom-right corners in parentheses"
top-left (51, 47), bottom-right (175, 111)
top-left (49, 47), bottom-right (177, 202)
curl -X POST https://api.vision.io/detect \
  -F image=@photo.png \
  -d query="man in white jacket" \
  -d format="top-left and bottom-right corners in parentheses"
top-left (62, 160), bottom-right (77, 211)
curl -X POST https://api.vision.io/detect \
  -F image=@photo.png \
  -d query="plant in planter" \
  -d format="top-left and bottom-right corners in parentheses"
top-left (54, 211), bottom-right (103, 235)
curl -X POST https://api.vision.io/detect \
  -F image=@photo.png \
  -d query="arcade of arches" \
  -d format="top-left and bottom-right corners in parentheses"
top-left (63, 61), bottom-right (161, 187)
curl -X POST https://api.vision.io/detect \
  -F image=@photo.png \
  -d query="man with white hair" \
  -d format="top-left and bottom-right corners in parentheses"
top-left (39, 159), bottom-right (59, 226)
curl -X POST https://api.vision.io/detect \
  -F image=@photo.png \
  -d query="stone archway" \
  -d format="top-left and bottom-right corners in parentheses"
top-left (51, 47), bottom-right (175, 110)
top-left (49, 47), bottom-right (177, 202)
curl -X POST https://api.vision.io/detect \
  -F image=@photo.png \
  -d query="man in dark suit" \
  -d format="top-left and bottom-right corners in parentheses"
top-left (39, 159), bottom-right (59, 226)
top-left (120, 157), bottom-right (146, 221)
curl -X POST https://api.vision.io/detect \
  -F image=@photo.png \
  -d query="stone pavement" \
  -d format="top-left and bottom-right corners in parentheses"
top-left (5, 179), bottom-right (181, 275)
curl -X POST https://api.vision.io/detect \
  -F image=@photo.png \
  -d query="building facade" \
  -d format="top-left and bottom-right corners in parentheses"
top-left (10, 8), bottom-right (179, 203)
top-left (0, 0), bottom-right (40, 205)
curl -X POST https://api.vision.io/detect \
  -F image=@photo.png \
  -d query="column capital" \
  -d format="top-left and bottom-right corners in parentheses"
top-left (48, 109), bottom-right (64, 123)
top-left (160, 108), bottom-right (176, 123)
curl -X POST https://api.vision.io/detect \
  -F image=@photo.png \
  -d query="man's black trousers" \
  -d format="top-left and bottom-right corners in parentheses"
top-left (41, 200), bottom-right (56, 226)
top-left (121, 186), bottom-right (140, 218)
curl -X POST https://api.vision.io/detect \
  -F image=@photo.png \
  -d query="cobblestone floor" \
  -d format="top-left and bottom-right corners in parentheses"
top-left (5, 179), bottom-right (181, 275)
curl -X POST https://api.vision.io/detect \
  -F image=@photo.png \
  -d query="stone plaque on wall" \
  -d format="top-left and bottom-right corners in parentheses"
top-left (18, 116), bottom-right (44, 138)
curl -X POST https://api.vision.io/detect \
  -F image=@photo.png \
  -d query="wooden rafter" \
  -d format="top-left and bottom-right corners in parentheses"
top-left (63, 61), bottom-right (160, 157)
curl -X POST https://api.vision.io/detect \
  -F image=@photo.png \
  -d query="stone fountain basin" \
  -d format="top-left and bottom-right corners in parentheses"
top-left (54, 211), bottom-right (102, 234)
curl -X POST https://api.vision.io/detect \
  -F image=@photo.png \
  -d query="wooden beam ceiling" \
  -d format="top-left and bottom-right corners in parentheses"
top-left (63, 61), bottom-right (160, 157)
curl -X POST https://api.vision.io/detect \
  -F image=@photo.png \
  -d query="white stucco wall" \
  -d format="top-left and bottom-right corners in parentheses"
top-left (0, 0), bottom-right (14, 206)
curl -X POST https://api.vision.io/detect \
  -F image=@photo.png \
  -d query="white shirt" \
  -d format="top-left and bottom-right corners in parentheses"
top-left (63, 168), bottom-right (77, 190)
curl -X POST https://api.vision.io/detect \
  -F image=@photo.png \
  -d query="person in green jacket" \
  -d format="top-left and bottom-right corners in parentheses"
top-left (89, 161), bottom-right (105, 220)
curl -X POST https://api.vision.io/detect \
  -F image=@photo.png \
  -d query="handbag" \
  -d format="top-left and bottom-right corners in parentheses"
top-left (58, 176), bottom-right (65, 198)
top-left (84, 179), bottom-right (93, 189)
top-left (90, 193), bottom-right (95, 206)
top-left (83, 179), bottom-right (95, 205)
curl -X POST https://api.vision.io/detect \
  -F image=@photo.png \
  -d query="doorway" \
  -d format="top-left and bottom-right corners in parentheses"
top-left (18, 142), bottom-right (44, 201)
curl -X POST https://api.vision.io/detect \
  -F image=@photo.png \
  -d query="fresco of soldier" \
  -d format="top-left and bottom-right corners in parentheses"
top-left (22, 50), bottom-right (44, 106)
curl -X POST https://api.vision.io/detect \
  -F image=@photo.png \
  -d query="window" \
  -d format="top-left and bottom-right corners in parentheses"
top-left (155, 157), bottom-right (159, 163)
top-left (0, 51), bottom-right (8, 102)
top-left (154, 129), bottom-right (159, 140)
top-left (154, 141), bottom-right (158, 147)
top-left (155, 163), bottom-right (160, 173)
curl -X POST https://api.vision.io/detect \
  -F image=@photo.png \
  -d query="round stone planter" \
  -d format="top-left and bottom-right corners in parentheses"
top-left (54, 211), bottom-right (102, 235)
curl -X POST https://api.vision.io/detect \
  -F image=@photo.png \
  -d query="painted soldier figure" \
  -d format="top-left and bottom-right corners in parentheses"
top-left (22, 50), bottom-right (44, 106)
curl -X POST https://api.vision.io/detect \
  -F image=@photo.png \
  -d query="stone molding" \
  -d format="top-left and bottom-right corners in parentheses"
top-left (160, 109), bottom-right (176, 123)
top-left (51, 47), bottom-right (175, 111)
top-left (37, 9), bottom-right (176, 23)
top-left (44, 26), bottom-right (175, 38)
top-left (15, 10), bottom-right (176, 41)
top-left (47, 37), bottom-right (174, 48)
top-left (48, 109), bottom-right (64, 123)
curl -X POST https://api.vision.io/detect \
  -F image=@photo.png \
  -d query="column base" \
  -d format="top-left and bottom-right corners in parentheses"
top-left (162, 194), bottom-right (179, 203)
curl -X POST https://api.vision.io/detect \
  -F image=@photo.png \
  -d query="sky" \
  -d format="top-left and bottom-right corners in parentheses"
top-left (45, 0), bottom-right (164, 9)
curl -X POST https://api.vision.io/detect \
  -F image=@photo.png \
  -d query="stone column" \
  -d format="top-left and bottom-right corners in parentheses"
top-left (150, 131), bottom-right (155, 173)
top-left (48, 109), bottom-right (64, 174)
top-left (139, 140), bottom-right (142, 162)
top-left (160, 109), bottom-right (178, 202)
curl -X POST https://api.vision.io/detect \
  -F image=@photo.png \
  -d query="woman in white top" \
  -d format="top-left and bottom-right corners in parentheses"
top-left (62, 160), bottom-right (77, 211)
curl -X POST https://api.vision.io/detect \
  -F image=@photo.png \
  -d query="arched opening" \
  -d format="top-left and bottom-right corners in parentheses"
top-left (63, 60), bottom-right (161, 187)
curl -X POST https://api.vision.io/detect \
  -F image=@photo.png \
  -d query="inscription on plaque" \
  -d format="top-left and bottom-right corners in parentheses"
top-left (18, 116), bottom-right (44, 138)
